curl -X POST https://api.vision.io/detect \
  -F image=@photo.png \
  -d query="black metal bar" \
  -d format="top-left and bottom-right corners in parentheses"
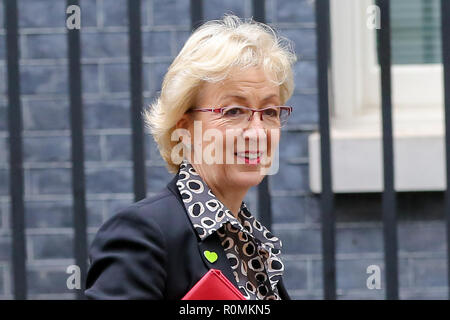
top-left (190, 0), bottom-right (203, 31)
top-left (377, 0), bottom-right (398, 300)
top-left (441, 0), bottom-right (450, 300)
top-left (5, 0), bottom-right (27, 300)
top-left (256, 178), bottom-right (272, 229)
top-left (251, 0), bottom-right (272, 230)
top-left (252, 0), bottom-right (265, 22)
top-left (66, 0), bottom-right (88, 300)
top-left (315, 0), bottom-right (336, 300)
top-left (127, 0), bottom-right (146, 202)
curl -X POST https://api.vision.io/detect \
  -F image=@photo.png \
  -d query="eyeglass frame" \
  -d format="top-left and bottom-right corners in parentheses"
top-left (187, 105), bottom-right (293, 127)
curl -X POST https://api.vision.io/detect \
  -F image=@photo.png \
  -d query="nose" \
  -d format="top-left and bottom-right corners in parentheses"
top-left (246, 111), bottom-right (265, 129)
top-left (243, 111), bottom-right (266, 139)
top-left (243, 114), bottom-right (267, 142)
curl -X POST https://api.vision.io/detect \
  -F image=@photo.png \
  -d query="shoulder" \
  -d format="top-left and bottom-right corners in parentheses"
top-left (85, 174), bottom-right (199, 299)
top-left (92, 179), bottom-right (193, 249)
top-left (116, 187), bottom-right (179, 226)
top-left (85, 188), bottom-right (177, 299)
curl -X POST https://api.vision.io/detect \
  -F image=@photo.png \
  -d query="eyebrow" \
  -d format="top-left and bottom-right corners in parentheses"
top-left (221, 94), bottom-right (279, 102)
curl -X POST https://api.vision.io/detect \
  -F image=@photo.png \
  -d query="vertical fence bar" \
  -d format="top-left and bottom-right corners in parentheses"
top-left (252, 0), bottom-right (265, 22)
top-left (67, 0), bottom-right (88, 300)
top-left (441, 0), bottom-right (450, 300)
top-left (127, 0), bottom-right (146, 202)
top-left (252, 0), bottom-right (272, 229)
top-left (315, 0), bottom-right (336, 300)
top-left (190, 0), bottom-right (203, 31)
top-left (5, 0), bottom-right (27, 300)
top-left (377, 0), bottom-right (398, 300)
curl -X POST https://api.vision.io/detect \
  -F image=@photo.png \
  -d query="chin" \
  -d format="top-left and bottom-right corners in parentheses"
top-left (227, 167), bottom-right (266, 188)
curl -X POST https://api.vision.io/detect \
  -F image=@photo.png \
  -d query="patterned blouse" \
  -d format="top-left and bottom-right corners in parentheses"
top-left (176, 159), bottom-right (285, 300)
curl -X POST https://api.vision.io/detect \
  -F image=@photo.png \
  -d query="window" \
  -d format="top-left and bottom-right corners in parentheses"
top-left (309, 0), bottom-right (445, 193)
top-left (390, 0), bottom-right (441, 65)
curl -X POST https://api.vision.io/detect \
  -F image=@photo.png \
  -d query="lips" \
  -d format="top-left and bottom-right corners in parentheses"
top-left (234, 151), bottom-right (263, 164)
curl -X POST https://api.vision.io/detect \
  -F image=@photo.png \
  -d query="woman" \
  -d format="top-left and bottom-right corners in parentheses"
top-left (84, 14), bottom-right (296, 300)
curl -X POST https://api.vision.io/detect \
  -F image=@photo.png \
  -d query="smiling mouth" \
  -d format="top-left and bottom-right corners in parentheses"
top-left (234, 151), bottom-right (263, 164)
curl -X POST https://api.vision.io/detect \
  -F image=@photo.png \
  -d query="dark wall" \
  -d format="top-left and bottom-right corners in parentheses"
top-left (0, 0), bottom-right (446, 299)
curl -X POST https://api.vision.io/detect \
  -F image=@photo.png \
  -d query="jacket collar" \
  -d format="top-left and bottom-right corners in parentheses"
top-left (166, 170), bottom-right (239, 288)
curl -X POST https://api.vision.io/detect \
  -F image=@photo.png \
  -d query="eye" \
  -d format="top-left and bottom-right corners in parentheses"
top-left (263, 107), bottom-right (279, 117)
top-left (223, 107), bottom-right (245, 117)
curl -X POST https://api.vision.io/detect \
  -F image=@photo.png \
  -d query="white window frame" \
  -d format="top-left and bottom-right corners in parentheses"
top-left (309, 0), bottom-right (446, 193)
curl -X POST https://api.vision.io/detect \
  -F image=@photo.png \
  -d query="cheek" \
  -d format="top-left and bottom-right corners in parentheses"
top-left (269, 130), bottom-right (280, 146)
top-left (266, 130), bottom-right (280, 157)
top-left (270, 136), bottom-right (279, 150)
top-left (199, 120), bottom-right (231, 160)
top-left (200, 117), bottom-right (233, 134)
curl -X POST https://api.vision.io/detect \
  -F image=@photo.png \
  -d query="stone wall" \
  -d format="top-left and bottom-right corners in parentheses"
top-left (0, 0), bottom-right (446, 299)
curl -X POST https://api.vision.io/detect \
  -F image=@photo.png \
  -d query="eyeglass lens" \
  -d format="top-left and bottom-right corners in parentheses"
top-left (221, 106), bottom-right (290, 127)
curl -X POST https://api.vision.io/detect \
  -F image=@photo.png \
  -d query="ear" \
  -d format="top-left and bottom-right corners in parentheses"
top-left (175, 113), bottom-right (191, 131)
top-left (175, 113), bottom-right (193, 144)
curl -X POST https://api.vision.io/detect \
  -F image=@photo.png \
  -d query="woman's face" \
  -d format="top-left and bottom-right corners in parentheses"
top-left (179, 66), bottom-right (282, 192)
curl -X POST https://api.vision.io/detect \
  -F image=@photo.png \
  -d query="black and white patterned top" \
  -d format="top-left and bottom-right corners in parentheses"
top-left (176, 159), bottom-right (285, 300)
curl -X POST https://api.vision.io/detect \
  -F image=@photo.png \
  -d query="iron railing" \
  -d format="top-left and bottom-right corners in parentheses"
top-left (3, 0), bottom-right (450, 300)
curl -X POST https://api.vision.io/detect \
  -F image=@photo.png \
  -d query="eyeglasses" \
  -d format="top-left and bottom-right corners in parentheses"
top-left (188, 105), bottom-right (293, 128)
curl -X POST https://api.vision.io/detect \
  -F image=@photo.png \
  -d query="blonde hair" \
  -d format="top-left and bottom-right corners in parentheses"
top-left (144, 14), bottom-right (297, 173)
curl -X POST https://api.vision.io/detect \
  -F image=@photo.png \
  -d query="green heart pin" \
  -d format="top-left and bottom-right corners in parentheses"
top-left (203, 250), bottom-right (218, 263)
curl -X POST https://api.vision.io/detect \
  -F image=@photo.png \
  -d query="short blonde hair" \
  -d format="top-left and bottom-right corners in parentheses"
top-left (144, 14), bottom-right (297, 173)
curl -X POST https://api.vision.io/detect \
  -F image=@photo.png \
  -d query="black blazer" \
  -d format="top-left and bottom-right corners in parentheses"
top-left (84, 173), bottom-right (291, 300)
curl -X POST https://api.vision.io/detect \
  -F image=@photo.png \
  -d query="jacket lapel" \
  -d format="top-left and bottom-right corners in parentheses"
top-left (197, 232), bottom-right (239, 288)
top-left (276, 278), bottom-right (291, 300)
top-left (166, 173), bottom-right (239, 289)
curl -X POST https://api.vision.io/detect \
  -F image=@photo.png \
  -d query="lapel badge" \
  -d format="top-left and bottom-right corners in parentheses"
top-left (203, 250), bottom-right (218, 263)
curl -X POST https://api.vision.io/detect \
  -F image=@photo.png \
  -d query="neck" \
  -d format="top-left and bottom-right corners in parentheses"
top-left (209, 183), bottom-right (247, 219)
top-left (189, 163), bottom-right (248, 218)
